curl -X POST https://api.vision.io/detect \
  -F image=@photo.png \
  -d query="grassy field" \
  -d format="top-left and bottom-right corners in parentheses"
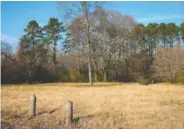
top-left (1, 83), bottom-right (184, 129)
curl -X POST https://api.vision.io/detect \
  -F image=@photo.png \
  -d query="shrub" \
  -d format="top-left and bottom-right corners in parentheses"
top-left (139, 78), bottom-right (150, 85)
top-left (175, 69), bottom-right (184, 84)
top-left (70, 71), bottom-right (81, 82)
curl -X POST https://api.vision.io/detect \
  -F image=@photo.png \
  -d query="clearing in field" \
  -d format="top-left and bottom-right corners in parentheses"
top-left (1, 83), bottom-right (184, 129)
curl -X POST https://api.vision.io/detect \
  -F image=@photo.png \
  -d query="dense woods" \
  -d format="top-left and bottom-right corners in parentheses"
top-left (2, 2), bottom-right (184, 85)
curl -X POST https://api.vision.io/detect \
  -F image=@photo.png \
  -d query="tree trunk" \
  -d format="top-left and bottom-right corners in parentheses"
top-left (94, 67), bottom-right (98, 82)
top-left (125, 58), bottom-right (129, 81)
top-left (93, 60), bottom-right (98, 82)
top-left (29, 40), bottom-right (35, 83)
top-left (84, 3), bottom-right (93, 86)
top-left (103, 71), bottom-right (107, 82)
top-left (94, 71), bottom-right (98, 82)
top-left (88, 41), bottom-right (93, 86)
top-left (53, 41), bottom-right (57, 79)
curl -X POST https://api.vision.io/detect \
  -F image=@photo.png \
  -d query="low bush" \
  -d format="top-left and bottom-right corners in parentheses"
top-left (139, 78), bottom-right (150, 85)
top-left (69, 71), bottom-right (80, 82)
top-left (175, 69), bottom-right (184, 84)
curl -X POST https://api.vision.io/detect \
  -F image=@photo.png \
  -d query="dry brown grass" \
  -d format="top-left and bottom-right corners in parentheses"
top-left (1, 83), bottom-right (184, 129)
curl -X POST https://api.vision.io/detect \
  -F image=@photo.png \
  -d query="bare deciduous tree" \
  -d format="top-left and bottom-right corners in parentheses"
top-left (59, 2), bottom-right (105, 86)
top-left (153, 46), bottom-right (184, 82)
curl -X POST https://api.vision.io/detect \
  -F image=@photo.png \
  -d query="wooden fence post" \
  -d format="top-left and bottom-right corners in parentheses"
top-left (65, 100), bottom-right (73, 126)
top-left (30, 95), bottom-right (36, 117)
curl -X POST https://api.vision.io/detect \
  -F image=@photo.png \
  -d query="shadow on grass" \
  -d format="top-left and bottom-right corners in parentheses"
top-left (37, 107), bottom-right (60, 116)
top-left (73, 114), bottom-right (94, 123)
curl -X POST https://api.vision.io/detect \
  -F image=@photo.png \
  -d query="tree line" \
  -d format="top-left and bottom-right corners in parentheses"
top-left (2, 2), bottom-right (184, 85)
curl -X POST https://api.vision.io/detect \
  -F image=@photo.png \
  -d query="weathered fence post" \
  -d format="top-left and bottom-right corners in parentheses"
top-left (30, 95), bottom-right (36, 117)
top-left (65, 100), bottom-right (73, 126)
